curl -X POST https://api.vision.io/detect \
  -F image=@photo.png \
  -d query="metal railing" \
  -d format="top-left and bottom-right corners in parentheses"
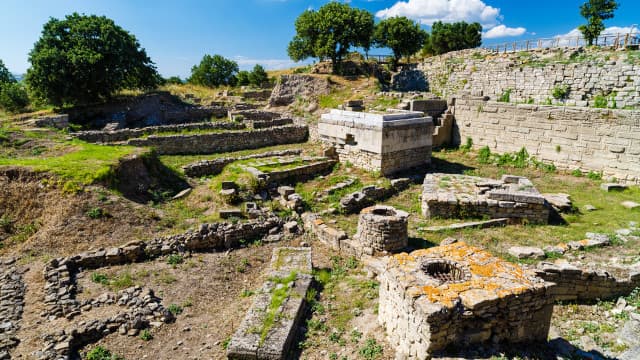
top-left (486, 32), bottom-right (640, 53)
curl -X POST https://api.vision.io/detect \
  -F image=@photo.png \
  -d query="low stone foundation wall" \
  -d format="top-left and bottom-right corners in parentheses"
top-left (258, 160), bottom-right (337, 185)
top-left (127, 125), bottom-right (308, 155)
top-left (339, 178), bottom-right (412, 214)
top-left (0, 261), bottom-right (25, 359)
top-left (302, 213), bottom-right (349, 251)
top-left (422, 174), bottom-right (550, 224)
top-left (229, 109), bottom-right (281, 121)
top-left (73, 121), bottom-right (245, 143)
top-left (250, 118), bottom-right (293, 129)
top-left (533, 262), bottom-right (640, 301)
top-left (183, 149), bottom-right (302, 178)
top-left (227, 247), bottom-right (312, 359)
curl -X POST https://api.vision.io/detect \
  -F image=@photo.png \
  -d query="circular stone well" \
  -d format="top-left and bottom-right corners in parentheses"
top-left (355, 205), bottom-right (409, 253)
top-left (420, 259), bottom-right (470, 284)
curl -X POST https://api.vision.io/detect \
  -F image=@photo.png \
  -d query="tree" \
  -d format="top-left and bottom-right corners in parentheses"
top-left (428, 21), bottom-right (483, 55)
top-left (373, 16), bottom-right (427, 69)
top-left (0, 59), bottom-right (15, 85)
top-left (249, 64), bottom-right (268, 87)
top-left (579, 0), bottom-right (618, 46)
top-left (26, 13), bottom-right (159, 107)
top-left (188, 54), bottom-right (238, 87)
top-left (236, 71), bottom-right (251, 86)
top-left (165, 76), bottom-right (183, 85)
top-left (287, 2), bottom-right (374, 73)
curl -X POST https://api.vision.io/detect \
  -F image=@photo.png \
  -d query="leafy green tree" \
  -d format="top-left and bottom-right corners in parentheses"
top-left (287, 2), bottom-right (374, 73)
top-left (427, 21), bottom-right (483, 55)
top-left (26, 13), bottom-right (159, 107)
top-left (249, 64), bottom-right (269, 87)
top-left (0, 59), bottom-right (15, 85)
top-left (373, 16), bottom-right (427, 69)
top-left (165, 76), bottom-right (183, 85)
top-left (579, 0), bottom-right (618, 45)
top-left (188, 54), bottom-right (239, 87)
top-left (0, 83), bottom-right (30, 113)
top-left (236, 71), bottom-right (251, 86)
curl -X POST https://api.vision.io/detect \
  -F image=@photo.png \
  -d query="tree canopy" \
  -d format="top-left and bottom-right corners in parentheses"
top-left (373, 16), bottom-right (427, 68)
top-left (188, 54), bottom-right (239, 87)
top-left (0, 60), bottom-right (15, 85)
top-left (425, 21), bottom-right (482, 55)
top-left (579, 0), bottom-right (618, 45)
top-left (287, 2), bottom-right (374, 73)
top-left (26, 13), bottom-right (159, 107)
top-left (249, 64), bottom-right (269, 87)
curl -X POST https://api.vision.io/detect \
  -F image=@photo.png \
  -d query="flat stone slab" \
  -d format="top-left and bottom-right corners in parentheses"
top-left (419, 218), bottom-right (509, 232)
top-left (508, 246), bottom-right (546, 259)
top-left (219, 208), bottom-right (242, 219)
top-left (227, 247), bottom-right (312, 360)
top-left (567, 233), bottom-right (611, 250)
top-left (622, 201), bottom-right (640, 210)
top-left (601, 183), bottom-right (628, 192)
top-left (542, 193), bottom-right (572, 213)
top-left (172, 188), bottom-right (192, 200)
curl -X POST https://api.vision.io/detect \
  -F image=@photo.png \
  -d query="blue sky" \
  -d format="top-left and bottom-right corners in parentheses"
top-left (1, 0), bottom-right (638, 78)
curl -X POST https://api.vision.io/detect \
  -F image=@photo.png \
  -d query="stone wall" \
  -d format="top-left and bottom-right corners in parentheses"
top-left (250, 118), bottom-right (293, 129)
top-left (269, 75), bottom-right (330, 106)
top-left (227, 247), bottom-right (312, 359)
top-left (127, 125), bottom-right (308, 155)
top-left (340, 178), bottom-right (412, 214)
top-left (418, 48), bottom-right (640, 107)
top-left (73, 121), bottom-right (246, 143)
top-left (377, 243), bottom-right (554, 358)
top-left (354, 206), bottom-right (408, 254)
top-left (259, 160), bottom-right (337, 185)
top-left (453, 97), bottom-right (640, 183)
top-left (533, 262), bottom-right (640, 301)
top-left (0, 261), bottom-right (25, 359)
top-left (183, 149), bottom-right (302, 178)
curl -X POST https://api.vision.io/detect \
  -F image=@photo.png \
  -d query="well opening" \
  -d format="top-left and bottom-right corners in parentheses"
top-left (372, 208), bottom-right (396, 217)
top-left (421, 260), bottom-right (468, 283)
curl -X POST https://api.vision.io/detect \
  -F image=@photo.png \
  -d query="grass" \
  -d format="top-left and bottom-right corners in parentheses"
top-left (258, 271), bottom-right (298, 345)
top-left (0, 139), bottom-right (139, 185)
top-left (85, 346), bottom-right (124, 360)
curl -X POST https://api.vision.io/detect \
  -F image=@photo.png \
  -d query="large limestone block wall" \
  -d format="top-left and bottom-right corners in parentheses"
top-left (418, 48), bottom-right (640, 108)
top-left (453, 97), bottom-right (640, 183)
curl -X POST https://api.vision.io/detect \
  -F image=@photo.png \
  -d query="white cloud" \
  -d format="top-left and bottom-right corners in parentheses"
top-left (376, 0), bottom-right (501, 27)
top-left (376, 0), bottom-right (526, 39)
top-left (483, 25), bottom-right (526, 39)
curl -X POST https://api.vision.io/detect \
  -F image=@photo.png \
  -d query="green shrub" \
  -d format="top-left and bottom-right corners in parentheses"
top-left (91, 272), bottom-right (110, 285)
top-left (459, 137), bottom-right (473, 153)
top-left (571, 169), bottom-right (583, 177)
top-left (86, 207), bottom-right (106, 219)
top-left (359, 338), bottom-right (384, 359)
top-left (497, 89), bottom-right (512, 102)
top-left (167, 303), bottom-right (183, 316)
top-left (167, 254), bottom-right (184, 266)
top-left (139, 329), bottom-right (153, 341)
top-left (551, 85), bottom-right (569, 100)
top-left (593, 95), bottom-right (608, 108)
top-left (587, 170), bottom-right (602, 181)
top-left (85, 346), bottom-right (123, 360)
top-left (0, 82), bottom-right (29, 113)
top-left (477, 146), bottom-right (492, 164)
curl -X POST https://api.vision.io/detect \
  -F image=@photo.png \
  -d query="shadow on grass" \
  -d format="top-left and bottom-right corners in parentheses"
top-left (430, 156), bottom-right (476, 175)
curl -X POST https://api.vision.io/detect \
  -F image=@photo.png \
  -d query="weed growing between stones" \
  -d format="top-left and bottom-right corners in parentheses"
top-left (258, 271), bottom-right (298, 345)
top-left (85, 346), bottom-right (124, 360)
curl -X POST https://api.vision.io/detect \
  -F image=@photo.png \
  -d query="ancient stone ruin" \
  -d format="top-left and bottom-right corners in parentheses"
top-left (422, 173), bottom-right (550, 224)
top-left (318, 109), bottom-right (434, 175)
top-left (227, 247), bottom-right (312, 360)
top-left (378, 242), bottom-right (555, 358)
top-left (354, 205), bottom-right (408, 254)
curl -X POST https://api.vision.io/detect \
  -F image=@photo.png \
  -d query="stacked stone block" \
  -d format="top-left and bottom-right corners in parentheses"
top-left (422, 173), bottom-right (550, 224)
top-left (182, 149), bottom-right (302, 177)
top-left (127, 125), bottom-right (308, 155)
top-left (377, 242), bottom-right (554, 358)
top-left (0, 261), bottom-right (25, 359)
top-left (453, 96), bottom-right (640, 183)
top-left (355, 205), bottom-right (408, 254)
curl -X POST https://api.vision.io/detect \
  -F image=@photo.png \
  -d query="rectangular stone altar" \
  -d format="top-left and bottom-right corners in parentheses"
top-left (318, 109), bottom-right (433, 175)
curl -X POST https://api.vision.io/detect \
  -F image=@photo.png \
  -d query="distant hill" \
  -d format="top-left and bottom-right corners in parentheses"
top-left (12, 73), bottom-right (24, 82)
